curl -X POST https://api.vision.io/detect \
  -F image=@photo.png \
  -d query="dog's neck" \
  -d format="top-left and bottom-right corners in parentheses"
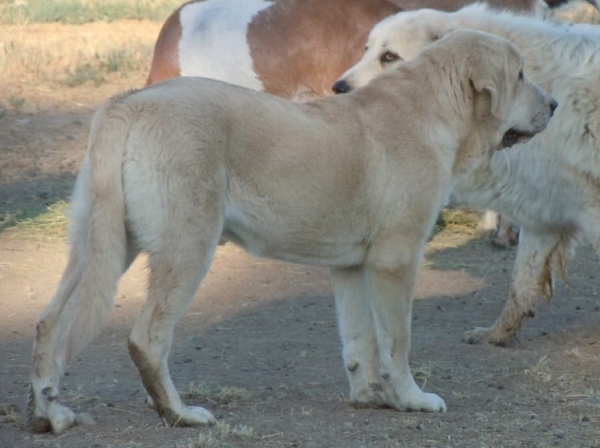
top-left (452, 127), bottom-right (500, 177)
top-left (404, 57), bottom-right (501, 178)
top-left (454, 141), bottom-right (547, 229)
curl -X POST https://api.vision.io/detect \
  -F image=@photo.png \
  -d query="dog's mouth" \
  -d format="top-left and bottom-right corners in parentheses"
top-left (500, 128), bottom-right (535, 149)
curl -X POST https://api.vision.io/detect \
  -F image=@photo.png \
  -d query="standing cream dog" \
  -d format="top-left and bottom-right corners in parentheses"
top-left (30, 30), bottom-right (555, 434)
top-left (334, 4), bottom-right (600, 346)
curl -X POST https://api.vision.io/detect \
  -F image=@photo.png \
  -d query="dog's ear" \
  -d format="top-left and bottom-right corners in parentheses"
top-left (470, 59), bottom-right (508, 121)
top-left (426, 26), bottom-right (442, 43)
top-left (422, 15), bottom-right (451, 44)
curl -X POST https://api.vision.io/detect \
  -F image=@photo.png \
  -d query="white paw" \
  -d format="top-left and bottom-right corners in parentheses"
top-left (402, 391), bottom-right (447, 413)
top-left (184, 406), bottom-right (216, 425)
top-left (167, 405), bottom-right (216, 427)
top-left (48, 403), bottom-right (77, 434)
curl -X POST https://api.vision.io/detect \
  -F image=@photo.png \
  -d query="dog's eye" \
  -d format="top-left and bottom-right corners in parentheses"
top-left (380, 51), bottom-right (400, 64)
top-left (518, 70), bottom-right (524, 81)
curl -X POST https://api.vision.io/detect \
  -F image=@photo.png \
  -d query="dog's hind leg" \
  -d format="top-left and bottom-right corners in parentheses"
top-left (331, 266), bottom-right (384, 406)
top-left (127, 189), bottom-right (222, 427)
top-left (464, 229), bottom-right (567, 346)
top-left (30, 156), bottom-right (137, 434)
top-left (128, 249), bottom-right (218, 426)
top-left (491, 215), bottom-right (520, 249)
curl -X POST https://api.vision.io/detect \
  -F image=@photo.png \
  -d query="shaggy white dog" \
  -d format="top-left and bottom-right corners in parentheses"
top-left (335, 4), bottom-right (600, 346)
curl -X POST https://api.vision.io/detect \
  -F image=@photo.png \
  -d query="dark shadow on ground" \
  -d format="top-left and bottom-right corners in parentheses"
top-left (0, 175), bottom-right (76, 234)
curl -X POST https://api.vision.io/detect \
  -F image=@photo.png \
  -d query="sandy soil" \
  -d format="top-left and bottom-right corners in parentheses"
top-left (1, 18), bottom-right (600, 448)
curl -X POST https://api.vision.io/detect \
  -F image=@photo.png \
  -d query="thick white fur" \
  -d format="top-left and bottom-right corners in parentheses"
top-left (29, 30), bottom-right (554, 433)
top-left (337, 4), bottom-right (600, 345)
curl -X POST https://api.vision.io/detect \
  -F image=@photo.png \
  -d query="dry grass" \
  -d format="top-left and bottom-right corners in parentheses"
top-left (0, 404), bottom-right (26, 429)
top-left (0, 0), bottom-right (181, 25)
top-left (184, 382), bottom-right (252, 409)
top-left (436, 208), bottom-right (482, 236)
top-left (0, 20), bottom-right (161, 90)
top-left (4, 200), bottom-right (69, 241)
top-left (191, 422), bottom-right (258, 448)
top-left (0, 17), bottom-right (163, 236)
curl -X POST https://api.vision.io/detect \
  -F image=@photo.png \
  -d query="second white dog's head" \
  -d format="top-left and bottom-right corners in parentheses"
top-left (334, 13), bottom-right (557, 148)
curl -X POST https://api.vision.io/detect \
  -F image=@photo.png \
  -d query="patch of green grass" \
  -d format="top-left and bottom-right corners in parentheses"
top-left (435, 208), bottom-right (482, 235)
top-left (62, 48), bottom-right (149, 86)
top-left (0, 0), bottom-right (183, 25)
top-left (7, 94), bottom-right (26, 110)
top-left (3, 200), bottom-right (69, 241)
top-left (63, 61), bottom-right (106, 87)
top-left (101, 49), bottom-right (140, 73)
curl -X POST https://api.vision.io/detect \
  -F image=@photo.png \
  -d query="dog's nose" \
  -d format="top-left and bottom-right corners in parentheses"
top-left (550, 99), bottom-right (558, 115)
top-left (332, 79), bottom-right (351, 94)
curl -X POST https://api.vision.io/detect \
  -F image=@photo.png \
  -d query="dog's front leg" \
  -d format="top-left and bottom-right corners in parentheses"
top-left (331, 266), bottom-right (384, 406)
top-left (464, 229), bottom-right (564, 346)
top-left (366, 265), bottom-right (447, 412)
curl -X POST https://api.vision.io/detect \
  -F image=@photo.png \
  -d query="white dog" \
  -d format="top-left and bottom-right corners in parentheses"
top-left (29, 30), bottom-right (555, 434)
top-left (334, 4), bottom-right (600, 346)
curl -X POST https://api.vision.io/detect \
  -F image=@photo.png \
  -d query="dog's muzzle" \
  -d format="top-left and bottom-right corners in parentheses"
top-left (501, 129), bottom-right (535, 148)
top-left (332, 79), bottom-right (351, 94)
top-left (501, 98), bottom-right (558, 148)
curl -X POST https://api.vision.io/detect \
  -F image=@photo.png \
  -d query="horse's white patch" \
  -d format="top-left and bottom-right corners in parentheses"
top-left (178, 0), bottom-right (272, 90)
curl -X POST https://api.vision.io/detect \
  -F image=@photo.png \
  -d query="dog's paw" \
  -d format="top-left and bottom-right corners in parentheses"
top-left (29, 383), bottom-right (77, 434)
top-left (401, 391), bottom-right (447, 413)
top-left (491, 225), bottom-right (520, 249)
top-left (162, 405), bottom-right (216, 427)
top-left (30, 403), bottom-right (76, 434)
top-left (463, 327), bottom-right (514, 347)
top-left (350, 382), bottom-right (387, 407)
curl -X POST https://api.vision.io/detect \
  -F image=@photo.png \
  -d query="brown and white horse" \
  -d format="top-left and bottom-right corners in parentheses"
top-left (146, 0), bottom-right (593, 98)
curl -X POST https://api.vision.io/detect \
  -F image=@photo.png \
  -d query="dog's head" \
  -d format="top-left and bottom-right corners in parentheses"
top-left (333, 11), bottom-right (557, 149)
top-left (332, 9), bottom-right (446, 95)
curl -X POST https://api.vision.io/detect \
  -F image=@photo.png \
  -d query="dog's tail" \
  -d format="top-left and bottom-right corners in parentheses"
top-left (34, 93), bottom-right (134, 377)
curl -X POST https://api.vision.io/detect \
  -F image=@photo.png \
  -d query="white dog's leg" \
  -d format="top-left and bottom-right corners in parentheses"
top-left (580, 207), bottom-right (600, 256)
top-left (123, 141), bottom-right (227, 426)
top-left (30, 285), bottom-right (77, 434)
top-left (30, 161), bottom-right (138, 434)
top-left (331, 266), bottom-right (384, 406)
top-left (464, 229), bottom-right (564, 346)
top-left (478, 211), bottom-right (519, 249)
top-left (491, 215), bottom-right (520, 249)
top-left (128, 239), bottom-right (219, 427)
top-left (366, 266), bottom-right (446, 412)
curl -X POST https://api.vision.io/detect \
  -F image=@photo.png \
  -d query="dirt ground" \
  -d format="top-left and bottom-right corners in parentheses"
top-left (1, 18), bottom-right (600, 448)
